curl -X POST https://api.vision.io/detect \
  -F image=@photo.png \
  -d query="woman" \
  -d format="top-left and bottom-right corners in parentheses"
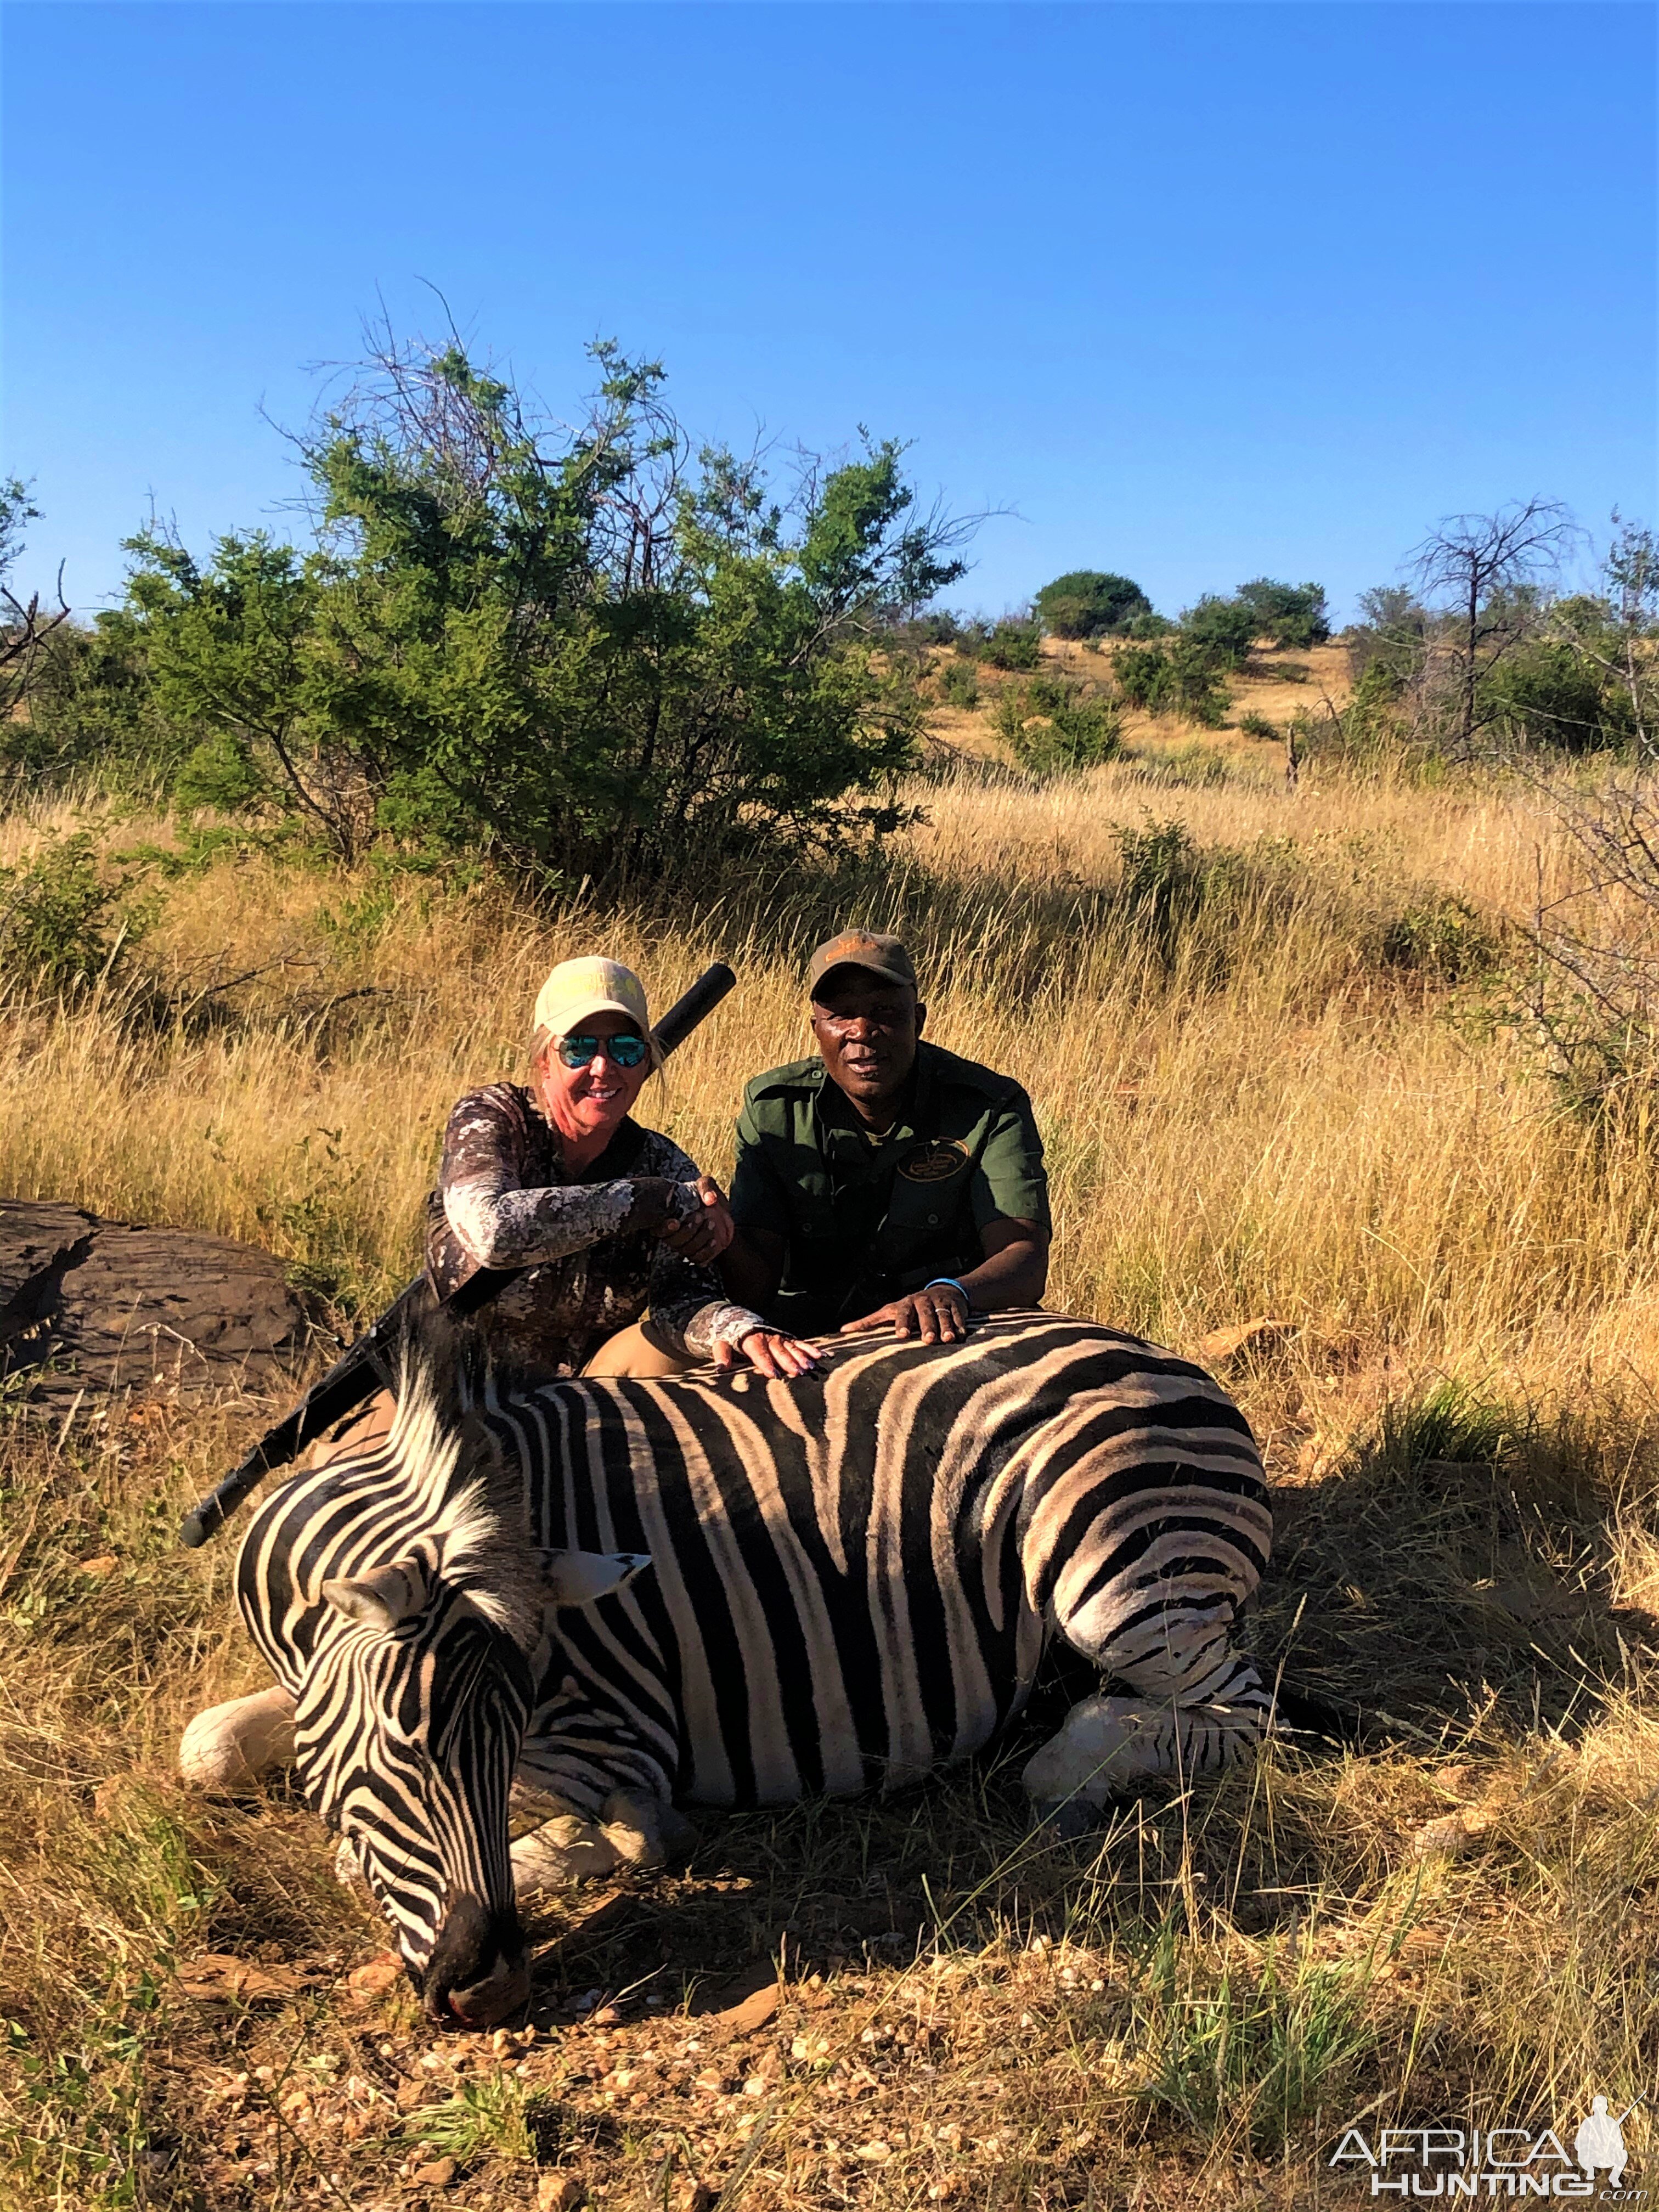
top-left (427, 956), bottom-right (815, 1382)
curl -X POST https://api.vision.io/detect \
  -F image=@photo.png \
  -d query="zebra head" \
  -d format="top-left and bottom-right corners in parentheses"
top-left (271, 1384), bottom-right (648, 2028)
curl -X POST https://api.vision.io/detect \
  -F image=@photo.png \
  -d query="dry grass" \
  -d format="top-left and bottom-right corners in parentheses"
top-left (4, 752), bottom-right (1659, 2208)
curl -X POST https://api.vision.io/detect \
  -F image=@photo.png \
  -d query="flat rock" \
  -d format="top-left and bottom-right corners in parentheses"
top-left (0, 1197), bottom-right (319, 1411)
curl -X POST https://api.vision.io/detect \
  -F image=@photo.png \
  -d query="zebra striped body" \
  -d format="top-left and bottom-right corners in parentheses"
top-left (217, 1313), bottom-right (1271, 2023)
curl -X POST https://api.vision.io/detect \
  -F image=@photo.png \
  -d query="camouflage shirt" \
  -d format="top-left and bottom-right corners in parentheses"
top-left (428, 1084), bottom-right (759, 1379)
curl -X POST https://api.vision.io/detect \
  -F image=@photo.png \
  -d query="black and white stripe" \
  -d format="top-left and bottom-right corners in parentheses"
top-left (234, 1313), bottom-right (1271, 1985)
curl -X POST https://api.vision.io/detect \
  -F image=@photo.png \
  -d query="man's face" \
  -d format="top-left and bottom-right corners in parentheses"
top-left (810, 967), bottom-right (924, 1118)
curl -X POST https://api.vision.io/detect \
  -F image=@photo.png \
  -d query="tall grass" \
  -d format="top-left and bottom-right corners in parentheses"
top-left (4, 755), bottom-right (1659, 2206)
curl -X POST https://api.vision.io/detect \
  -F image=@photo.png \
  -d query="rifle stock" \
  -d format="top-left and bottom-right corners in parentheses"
top-left (178, 960), bottom-right (738, 1548)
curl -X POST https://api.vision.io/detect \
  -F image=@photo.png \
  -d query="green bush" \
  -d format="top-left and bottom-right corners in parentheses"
top-left (1346, 587), bottom-right (1429, 695)
top-left (1380, 893), bottom-right (1500, 982)
top-left (936, 658), bottom-right (980, 709)
top-left (1113, 639), bottom-right (1231, 727)
top-left (1234, 577), bottom-right (1330, 649)
top-left (976, 620), bottom-right (1043, 672)
top-left (1483, 636), bottom-right (1634, 754)
top-left (4, 613), bottom-right (182, 793)
top-left (1178, 594), bottom-right (1258, 671)
top-left (901, 610), bottom-right (962, 646)
top-left (0, 832), bottom-right (150, 998)
top-left (993, 674), bottom-right (1120, 771)
top-left (1237, 710), bottom-right (1279, 741)
top-left (1033, 569), bottom-right (1151, 639)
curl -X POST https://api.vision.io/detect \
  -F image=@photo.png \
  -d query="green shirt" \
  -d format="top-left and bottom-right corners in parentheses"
top-left (729, 1040), bottom-right (1050, 1335)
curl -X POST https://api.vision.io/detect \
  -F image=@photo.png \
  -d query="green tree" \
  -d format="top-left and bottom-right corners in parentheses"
top-left (1346, 586), bottom-right (1429, 697)
top-left (1178, 595), bottom-right (1257, 670)
top-left (1034, 569), bottom-right (1151, 640)
top-left (119, 332), bottom-right (970, 884)
top-left (1234, 577), bottom-right (1329, 648)
top-left (1539, 520), bottom-right (1659, 761)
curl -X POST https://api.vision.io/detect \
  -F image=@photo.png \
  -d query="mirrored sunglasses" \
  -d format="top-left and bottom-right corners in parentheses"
top-left (556, 1032), bottom-right (650, 1070)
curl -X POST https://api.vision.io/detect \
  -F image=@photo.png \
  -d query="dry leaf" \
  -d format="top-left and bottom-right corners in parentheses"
top-left (412, 2157), bottom-right (458, 2187)
top-left (76, 1555), bottom-right (119, 1578)
top-left (716, 1981), bottom-right (780, 2034)
top-left (1196, 1318), bottom-right (1295, 1365)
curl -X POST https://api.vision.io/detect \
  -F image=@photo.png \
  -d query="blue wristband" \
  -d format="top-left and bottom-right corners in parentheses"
top-left (923, 1277), bottom-right (968, 1305)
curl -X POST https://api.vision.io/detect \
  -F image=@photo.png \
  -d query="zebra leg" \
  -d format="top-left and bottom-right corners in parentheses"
top-left (1022, 1606), bottom-right (1271, 1811)
top-left (507, 1784), bottom-right (695, 1895)
top-left (179, 1683), bottom-right (297, 1789)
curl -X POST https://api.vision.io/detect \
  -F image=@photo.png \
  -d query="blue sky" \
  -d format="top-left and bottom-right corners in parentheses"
top-left (3, 2), bottom-right (1654, 623)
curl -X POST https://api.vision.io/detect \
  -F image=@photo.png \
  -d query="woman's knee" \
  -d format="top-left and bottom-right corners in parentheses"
top-left (582, 1322), bottom-right (696, 1379)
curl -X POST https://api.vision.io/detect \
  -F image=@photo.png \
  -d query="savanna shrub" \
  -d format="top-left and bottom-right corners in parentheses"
top-left (937, 659), bottom-right (981, 709)
top-left (1483, 637), bottom-right (1633, 754)
top-left (0, 832), bottom-right (149, 997)
top-left (1114, 640), bottom-right (1231, 727)
top-left (1034, 569), bottom-right (1152, 640)
top-left (1380, 893), bottom-right (1500, 982)
top-left (993, 675), bottom-right (1121, 771)
top-left (977, 620), bottom-right (1043, 672)
top-left (112, 336), bottom-right (969, 890)
top-left (1234, 578), bottom-right (1330, 649)
top-left (1179, 595), bottom-right (1258, 670)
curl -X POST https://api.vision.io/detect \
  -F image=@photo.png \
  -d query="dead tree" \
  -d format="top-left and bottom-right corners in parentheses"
top-left (1410, 499), bottom-right (1576, 757)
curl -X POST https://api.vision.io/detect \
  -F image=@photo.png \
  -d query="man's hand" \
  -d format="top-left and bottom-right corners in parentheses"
top-left (715, 1330), bottom-right (820, 1380)
top-left (658, 1176), bottom-right (736, 1267)
top-left (842, 1282), bottom-right (969, 1346)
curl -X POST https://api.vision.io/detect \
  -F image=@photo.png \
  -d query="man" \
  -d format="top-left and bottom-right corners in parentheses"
top-left (720, 930), bottom-right (1049, 1345)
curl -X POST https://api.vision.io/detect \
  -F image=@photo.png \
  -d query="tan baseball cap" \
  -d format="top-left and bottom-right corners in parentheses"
top-left (533, 957), bottom-right (659, 1064)
top-left (806, 929), bottom-right (918, 1000)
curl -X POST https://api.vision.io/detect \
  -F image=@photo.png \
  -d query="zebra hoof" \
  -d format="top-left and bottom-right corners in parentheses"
top-left (512, 1818), bottom-right (624, 1893)
top-left (1034, 1798), bottom-right (1101, 1842)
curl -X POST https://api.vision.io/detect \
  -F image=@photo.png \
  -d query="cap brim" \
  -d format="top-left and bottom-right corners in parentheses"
top-left (809, 958), bottom-right (910, 998)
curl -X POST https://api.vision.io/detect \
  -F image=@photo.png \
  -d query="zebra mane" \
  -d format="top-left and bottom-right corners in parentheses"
top-left (379, 1354), bottom-right (543, 1647)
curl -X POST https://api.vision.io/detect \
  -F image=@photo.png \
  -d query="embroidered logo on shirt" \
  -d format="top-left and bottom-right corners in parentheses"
top-left (897, 1139), bottom-right (970, 1184)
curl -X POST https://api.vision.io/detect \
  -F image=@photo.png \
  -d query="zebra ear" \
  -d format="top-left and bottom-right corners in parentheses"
top-left (321, 1559), bottom-right (431, 1633)
top-left (537, 1549), bottom-right (651, 1608)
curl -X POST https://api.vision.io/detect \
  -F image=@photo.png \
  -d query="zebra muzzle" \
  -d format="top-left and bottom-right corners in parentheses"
top-left (422, 1894), bottom-right (531, 2028)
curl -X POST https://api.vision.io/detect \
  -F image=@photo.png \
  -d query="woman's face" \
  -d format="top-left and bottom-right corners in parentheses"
top-left (535, 1011), bottom-right (652, 1149)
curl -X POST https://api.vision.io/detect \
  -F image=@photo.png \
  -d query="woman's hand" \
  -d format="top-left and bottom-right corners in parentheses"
top-left (657, 1176), bottom-right (736, 1267)
top-left (715, 1329), bottom-right (820, 1380)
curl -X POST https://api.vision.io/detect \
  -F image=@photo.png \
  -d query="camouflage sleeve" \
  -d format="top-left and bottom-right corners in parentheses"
top-left (441, 1088), bottom-right (692, 1268)
top-left (645, 1240), bottom-right (766, 1363)
top-left (627, 1134), bottom-right (764, 1356)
